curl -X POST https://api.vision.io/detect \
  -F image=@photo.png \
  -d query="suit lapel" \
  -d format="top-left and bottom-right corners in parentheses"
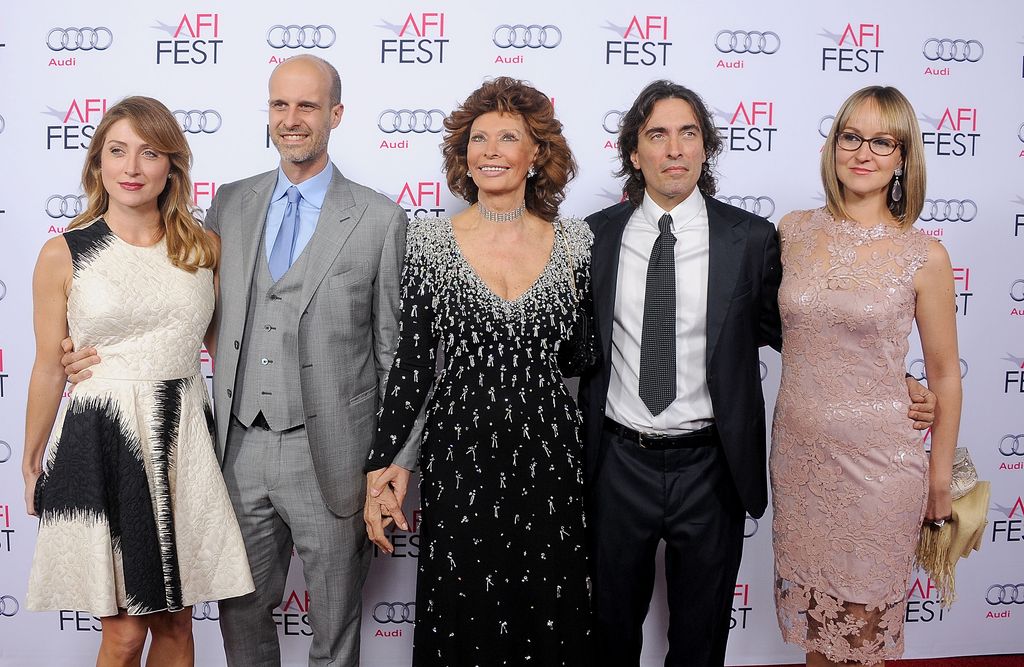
top-left (298, 167), bottom-right (365, 312)
top-left (593, 206), bottom-right (631, 371)
top-left (240, 172), bottom-right (277, 304)
top-left (705, 196), bottom-right (747, 364)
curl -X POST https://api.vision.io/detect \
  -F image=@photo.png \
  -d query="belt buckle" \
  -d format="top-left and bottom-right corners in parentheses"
top-left (637, 431), bottom-right (663, 449)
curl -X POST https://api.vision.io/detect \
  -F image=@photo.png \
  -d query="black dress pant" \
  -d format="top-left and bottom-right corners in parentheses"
top-left (589, 426), bottom-right (745, 667)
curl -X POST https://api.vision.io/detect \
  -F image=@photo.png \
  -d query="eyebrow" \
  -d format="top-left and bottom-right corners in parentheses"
top-left (269, 98), bottom-right (321, 108)
top-left (643, 123), bottom-right (699, 135)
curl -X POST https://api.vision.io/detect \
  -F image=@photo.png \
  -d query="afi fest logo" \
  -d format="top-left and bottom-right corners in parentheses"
top-left (0, 348), bottom-right (7, 398)
top-left (275, 589), bottom-right (312, 636)
top-left (921, 107), bottom-right (980, 157)
top-left (1003, 353), bottom-right (1024, 394)
top-left (0, 503), bottom-right (12, 552)
top-left (951, 266), bottom-right (973, 315)
top-left (714, 100), bottom-right (777, 152)
top-left (44, 98), bottom-right (107, 150)
top-left (192, 181), bottom-right (217, 214)
top-left (59, 610), bottom-right (101, 631)
top-left (153, 14), bottom-right (222, 65)
top-left (731, 583), bottom-right (752, 630)
top-left (820, 23), bottom-right (883, 72)
top-left (714, 29), bottom-right (780, 70)
top-left (395, 183), bottom-right (445, 221)
top-left (378, 13), bottom-right (448, 64)
top-left (373, 509), bottom-right (422, 557)
top-left (1014, 195), bottom-right (1024, 238)
top-left (906, 576), bottom-right (947, 623)
top-left (603, 16), bottom-right (671, 66)
top-left (990, 495), bottom-right (1024, 543)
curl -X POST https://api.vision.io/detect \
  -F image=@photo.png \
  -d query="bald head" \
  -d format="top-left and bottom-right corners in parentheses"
top-left (271, 55), bottom-right (342, 107)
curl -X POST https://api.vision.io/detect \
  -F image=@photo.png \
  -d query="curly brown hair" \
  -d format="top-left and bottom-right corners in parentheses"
top-left (442, 77), bottom-right (577, 221)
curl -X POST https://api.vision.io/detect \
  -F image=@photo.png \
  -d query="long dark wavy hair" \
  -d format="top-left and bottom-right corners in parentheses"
top-left (616, 80), bottom-right (724, 205)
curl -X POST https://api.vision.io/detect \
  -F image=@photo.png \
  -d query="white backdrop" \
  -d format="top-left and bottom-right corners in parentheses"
top-left (0, 1), bottom-right (1021, 665)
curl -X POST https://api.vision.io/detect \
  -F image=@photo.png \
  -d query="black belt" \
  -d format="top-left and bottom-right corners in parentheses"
top-left (603, 417), bottom-right (717, 450)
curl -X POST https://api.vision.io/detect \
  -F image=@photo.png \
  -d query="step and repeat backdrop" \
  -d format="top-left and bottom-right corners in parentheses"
top-left (0, 1), bottom-right (1021, 665)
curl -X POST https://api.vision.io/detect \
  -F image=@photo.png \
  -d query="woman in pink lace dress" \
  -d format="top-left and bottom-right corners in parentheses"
top-left (770, 86), bottom-right (962, 666)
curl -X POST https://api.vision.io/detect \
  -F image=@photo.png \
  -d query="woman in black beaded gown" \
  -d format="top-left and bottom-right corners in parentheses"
top-left (364, 77), bottom-right (595, 665)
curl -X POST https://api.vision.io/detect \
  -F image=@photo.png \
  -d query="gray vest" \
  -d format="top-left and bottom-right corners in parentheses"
top-left (233, 233), bottom-right (308, 430)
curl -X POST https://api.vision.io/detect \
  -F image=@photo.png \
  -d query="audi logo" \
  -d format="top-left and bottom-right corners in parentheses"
top-left (920, 199), bottom-right (977, 223)
top-left (46, 194), bottom-right (87, 219)
top-left (907, 358), bottom-right (969, 381)
top-left (373, 601), bottom-right (414, 623)
top-left (1019, 123), bottom-right (1024, 144)
top-left (0, 440), bottom-right (10, 464)
top-left (266, 24), bottom-right (336, 49)
top-left (173, 109), bottom-right (222, 134)
top-left (0, 114), bottom-right (5, 134)
top-left (603, 110), bottom-right (624, 135)
top-left (1010, 279), bottom-right (1024, 303)
top-left (192, 601), bottom-right (219, 620)
top-left (0, 595), bottom-right (18, 617)
top-left (923, 38), bottom-right (983, 63)
top-left (377, 109), bottom-right (445, 134)
top-left (999, 434), bottom-right (1024, 456)
top-left (714, 30), bottom-right (780, 55)
top-left (744, 515), bottom-right (758, 538)
top-left (46, 27), bottom-right (113, 51)
top-left (986, 584), bottom-right (1024, 605)
top-left (0, 279), bottom-right (5, 303)
top-left (492, 24), bottom-right (562, 49)
top-left (718, 195), bottom-right (776, 219)
top-left (818, 115), bottom-right (836, 138)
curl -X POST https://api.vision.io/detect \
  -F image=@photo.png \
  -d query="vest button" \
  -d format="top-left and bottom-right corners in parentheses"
top-left (233, 340), bottom-right (240, 349)
top-left (226, 389), bottom-right (232, 398)
top-left (261, 358), bottom-right (270, 365)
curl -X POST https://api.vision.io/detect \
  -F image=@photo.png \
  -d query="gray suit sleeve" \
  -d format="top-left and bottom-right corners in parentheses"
top-left (372, 207), bottom-right (423, 471)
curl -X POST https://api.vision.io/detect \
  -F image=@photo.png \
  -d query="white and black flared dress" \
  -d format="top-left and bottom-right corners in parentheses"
top-left (26, 219), bottom-right (253, 617)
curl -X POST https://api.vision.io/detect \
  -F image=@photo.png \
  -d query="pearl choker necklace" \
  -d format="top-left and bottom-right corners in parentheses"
top-left (478, 201), bottom-right (526, 223)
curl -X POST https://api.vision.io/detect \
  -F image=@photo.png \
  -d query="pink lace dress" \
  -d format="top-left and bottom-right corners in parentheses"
top-left (770, 208), bottom-right (934, 664)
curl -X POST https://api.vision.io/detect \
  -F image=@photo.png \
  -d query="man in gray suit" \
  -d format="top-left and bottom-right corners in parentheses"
top-left (206, 55), bottom-right (418, 666)
top-left (65, 54), bottom-right (417, 666)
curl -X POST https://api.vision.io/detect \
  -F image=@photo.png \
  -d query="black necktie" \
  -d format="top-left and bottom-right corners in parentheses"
top-left (639, 213), bottom-right (676, 416)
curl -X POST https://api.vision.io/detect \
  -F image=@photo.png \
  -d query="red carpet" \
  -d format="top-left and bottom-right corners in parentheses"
top-left (749, 655), bottom-right (1024, 666)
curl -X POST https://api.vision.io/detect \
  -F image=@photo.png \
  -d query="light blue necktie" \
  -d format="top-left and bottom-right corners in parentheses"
top-left (269, 186), bottom-right (301, 281)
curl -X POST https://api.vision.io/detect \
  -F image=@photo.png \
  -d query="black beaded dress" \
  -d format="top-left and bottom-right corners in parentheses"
top-left (367, 216), bottom-right (593, 666)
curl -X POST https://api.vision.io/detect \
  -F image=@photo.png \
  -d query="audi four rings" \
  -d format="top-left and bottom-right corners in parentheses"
top-left (492, 24), bottom-right (562, 49)
top-left (0, 279), bottom-right (6, 303)
top-left (818, 115), bottom-right (836, 138)
top-left (0, 595), bottom-right (18, 617)
top-left (46, 27), bottom-right (113, 51)
top-left (908, 358), bottom-right (969, 381)
top-left (266, 25), bottom-right (336, 49)
top-left (986, 584), bottom-right (1024, 605)
top-left (923, 38), bottom-right (983, 62)
top-left (718, 196), bottom-right (776, 218)
top-left (999, 435), bottom-right (1024, 456)
top-left (192, 601), bottom-right (219, 620)
top-left (378, 109), bottom-right (446, 134)
top-left (920, 199), bottom-right (977, 222)
top-left (602, 110), bottom-right (624, 134)
top-left (0, 440), bottom-right (11, 464)
top-left (173, 109), bottom-right (222, 134)
top-left (373, 601), bottom-right (415, 623)
top-left (1010, 279), bottom-right (1024, 302)
top-left (46, 194), bottom-right (87, 219)
top-left (0, 114), bottom-right (5, 134)
top-left (1018, 123), bottom-right (1024, 144)
top-left (714, 30), bottom-right (780, 54)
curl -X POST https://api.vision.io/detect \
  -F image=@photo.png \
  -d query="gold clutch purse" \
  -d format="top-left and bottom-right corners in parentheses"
top-left (914, 447), bottom-right (989, 608)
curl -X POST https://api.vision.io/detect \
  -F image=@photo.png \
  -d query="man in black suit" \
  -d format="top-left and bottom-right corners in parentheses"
top-left (580, 80), bottom-right (932, 666)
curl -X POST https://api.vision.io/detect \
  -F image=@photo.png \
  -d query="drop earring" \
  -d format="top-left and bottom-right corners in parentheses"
top-left (527, 165), bottom-right (537, 178)
top-left (891, 166), bottom-right (903, 203)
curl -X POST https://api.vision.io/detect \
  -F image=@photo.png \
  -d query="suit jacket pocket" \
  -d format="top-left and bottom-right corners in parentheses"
top-left (327, 262), bottom-right (370, 291)
top-left (350, 384), bottom-right (377, 406)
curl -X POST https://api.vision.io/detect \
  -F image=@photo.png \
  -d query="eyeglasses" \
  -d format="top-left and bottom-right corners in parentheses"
top-left (836, 131), bottom-right (902, 156)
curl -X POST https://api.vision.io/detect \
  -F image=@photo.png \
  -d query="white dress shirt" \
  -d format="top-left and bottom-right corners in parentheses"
top-left (605, 189), bottom-right (714, 434)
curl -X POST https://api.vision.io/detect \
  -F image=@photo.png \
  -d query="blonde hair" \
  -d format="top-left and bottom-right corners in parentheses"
top-left (69, 96), bottom-right (215, 271)
top-left (821, 86), bottom-right (926, 228)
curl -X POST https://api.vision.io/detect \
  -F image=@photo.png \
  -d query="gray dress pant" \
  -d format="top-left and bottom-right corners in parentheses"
top-left (219, 419), bottom-right (371, 667)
